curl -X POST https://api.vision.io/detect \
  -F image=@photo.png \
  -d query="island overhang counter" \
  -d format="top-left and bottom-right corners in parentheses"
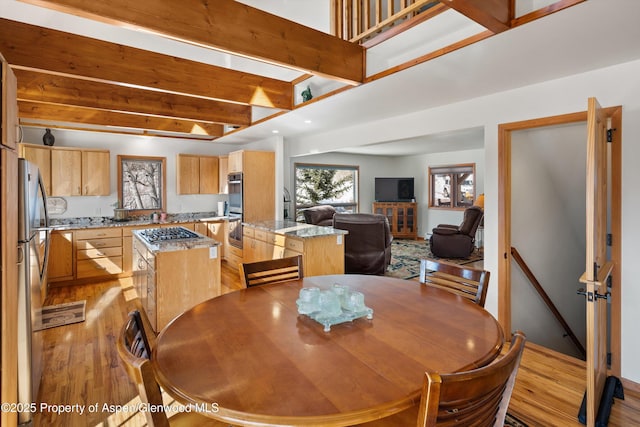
top-left (242, 220), bottom-right (347, 276)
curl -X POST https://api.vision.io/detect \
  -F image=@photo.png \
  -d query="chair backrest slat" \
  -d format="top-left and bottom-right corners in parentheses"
top-left (419, 259), bottom-right (489, 307)
top-left (240, 255), bottom-right (304, 287)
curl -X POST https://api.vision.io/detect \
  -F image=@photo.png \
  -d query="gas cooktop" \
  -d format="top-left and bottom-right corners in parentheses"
top-left (138, 226), bottom-right (202, 244)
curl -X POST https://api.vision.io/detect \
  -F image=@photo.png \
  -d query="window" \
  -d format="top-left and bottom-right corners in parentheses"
top-left (429, 164), bottom-right (475, 209)
top-left (294, 163), bottom-right (358, 221)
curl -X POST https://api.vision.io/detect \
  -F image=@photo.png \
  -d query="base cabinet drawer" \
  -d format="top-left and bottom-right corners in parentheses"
top-left (285, 237), bottom-right (304, 252)
top-left (76, 237), bottom-right (122, 250)
top-left (74, 227), bottom-right (124, 281)
top-left (77, 246), bottom-right (122, 260)
top-left (75, 228), bottom-right (121, 240)
top-left (226, 244), bottom-right (242, 269)
top-left (76, 256), bottom-right (123, 278)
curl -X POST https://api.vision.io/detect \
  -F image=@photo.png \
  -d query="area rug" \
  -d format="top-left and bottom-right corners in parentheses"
top-left (385, 239), bottom-right (483, 280)
top-left (36, 300), bottom-right (86, 331)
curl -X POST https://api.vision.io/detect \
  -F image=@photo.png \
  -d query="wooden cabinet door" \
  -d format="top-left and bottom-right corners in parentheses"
top-left (199, 156), bottom-right (219, 194)
top-left (242, 151), bottom-right (275, 223)
top-left (82, 150), bottom-right (110, 195)
top-left (1, 147), bottom-right (19, 426)
top-left (218, 155), bottom-right (229, 194)
top-left (48, 231), bottom-right (74, 282)
top-left (228, 150), bottom-right (243, 173)
top-left (1, 58), bottom-right (18, 150)
top-left (243, 236), bottom-right (258, 263)
top-left (206, 222), bottom-right (225, 257)
top-left (20, 144), bottom-right (52, 196)
top-left (177, 154), bottom-right (199, 194)
top-left (51, 149), bottom-right (82, 196)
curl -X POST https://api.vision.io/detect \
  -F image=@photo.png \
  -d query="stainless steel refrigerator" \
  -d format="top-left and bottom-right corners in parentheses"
top-left (17, 158), bottom-right (50, 426)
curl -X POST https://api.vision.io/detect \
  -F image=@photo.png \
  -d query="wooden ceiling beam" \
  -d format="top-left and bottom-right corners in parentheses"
top-left (440, 0), bottom-right (512, 33)
top-left (14, 69), bottom-right (252, 126)
top-left (18, 0), bottom-right (364, 84)
top-left (0, 18), bottom-right (292, 110)
top-left (18, 101), bottom-right (225, 137)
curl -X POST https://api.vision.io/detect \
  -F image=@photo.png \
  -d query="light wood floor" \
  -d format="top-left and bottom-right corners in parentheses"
top-left (34, 262), bottom-right (640, 426)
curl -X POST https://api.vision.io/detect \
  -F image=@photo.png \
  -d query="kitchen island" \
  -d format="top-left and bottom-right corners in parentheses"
top-left (132, 226), bottom-right (221, 332)
top-left (243, 220), bottom-right (347, 276)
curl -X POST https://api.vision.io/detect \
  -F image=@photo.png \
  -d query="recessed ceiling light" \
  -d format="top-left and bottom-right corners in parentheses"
top-left (304, 120), bottom-right (312, 124)
top-left (272, 130), bottom-right (279, 134)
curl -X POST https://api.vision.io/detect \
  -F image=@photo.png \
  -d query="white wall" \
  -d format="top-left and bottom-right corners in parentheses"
top-left (285, 59), bottom-right (640, 383)
top-left (511, 124), bottom-right (587, 358)
top-left (20, 128), bottom-right (233, 218)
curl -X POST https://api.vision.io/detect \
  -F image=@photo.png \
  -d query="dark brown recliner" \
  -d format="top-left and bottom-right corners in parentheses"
top-left (302, 205), bottom-right (336, 226)
top-left (429, 205), bottom-right (483, 259)
top-left (332, 213), bottom-right (393, 275)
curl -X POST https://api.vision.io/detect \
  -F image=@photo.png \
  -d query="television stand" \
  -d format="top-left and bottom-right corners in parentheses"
top-left (373, 202), bottom-right (417, 239)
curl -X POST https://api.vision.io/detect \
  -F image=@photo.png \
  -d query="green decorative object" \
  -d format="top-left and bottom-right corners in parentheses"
top-left (301, 86), bottom-right (313, 102)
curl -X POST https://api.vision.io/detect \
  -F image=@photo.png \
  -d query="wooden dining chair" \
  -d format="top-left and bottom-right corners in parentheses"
top-left (117, 310), bottom-right (231, 427)
top-left (359, 331), bottom-right (527, 427)
top-left (419, 259), bottom-right (489, 307)
top-left (239, 255), bottom-right (304, 288)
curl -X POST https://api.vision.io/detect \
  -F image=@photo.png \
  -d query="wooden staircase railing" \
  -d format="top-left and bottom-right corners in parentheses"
top-left (333, 0), bottom-right (442, 44)
top-left (511, 246), bottom-right (586, 359)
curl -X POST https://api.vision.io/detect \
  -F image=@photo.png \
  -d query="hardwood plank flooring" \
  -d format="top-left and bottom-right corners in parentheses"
top-left (34, 262), bottom-right (640, 426)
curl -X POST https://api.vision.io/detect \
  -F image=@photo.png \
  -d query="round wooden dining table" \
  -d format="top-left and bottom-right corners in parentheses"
top-left (152, 274), bottom-right (504, 426)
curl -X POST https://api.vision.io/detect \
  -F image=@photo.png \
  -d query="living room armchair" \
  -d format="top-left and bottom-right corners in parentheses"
top-left (429, 205), bottom-right (483, 259)
top-left (332, 213), bottom-right (393, 275)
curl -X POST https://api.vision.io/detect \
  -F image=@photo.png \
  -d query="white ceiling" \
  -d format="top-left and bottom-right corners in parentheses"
top-left (4, 0), bottom-right (640, 156)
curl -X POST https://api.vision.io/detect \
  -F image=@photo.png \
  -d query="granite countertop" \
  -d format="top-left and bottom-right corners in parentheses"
top-left (132, 227), bottom-right (220, 254)
top-left (49, 212), bottom-right (227, 230)
top-left (245, 220), bottom-right (348, 238)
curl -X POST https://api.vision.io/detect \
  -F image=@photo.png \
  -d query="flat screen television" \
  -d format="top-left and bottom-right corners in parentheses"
top-left (375, 177), bottom-right (415, 202)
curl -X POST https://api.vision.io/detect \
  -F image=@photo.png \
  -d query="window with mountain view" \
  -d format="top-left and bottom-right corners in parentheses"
top-left (294, 163), bottom-right (359, 221)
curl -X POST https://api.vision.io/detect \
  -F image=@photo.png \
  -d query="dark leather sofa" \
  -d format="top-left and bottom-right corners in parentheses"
top-left (301, 205), bottom-right (336, 226)
top-left (429, 205), bottom-right (483, 258)
top-left (332, 213), bottom-right (393, 275)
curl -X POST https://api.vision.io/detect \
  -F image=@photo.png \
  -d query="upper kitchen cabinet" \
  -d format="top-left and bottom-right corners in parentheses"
top-left (177, 154), bottom-right (219, 195)
top-left (1, 55), bottom-right (18, 150)
top-left (52, 148), bottom-right (110, 196)
top-left (218, 155), bottom-right (228, 194)
top-left (18, 143), bottom-right (110, 196)
top-left (51, 148), bottom-right (82, 196)
top-left (81, 150), bottom-right (110, 196)
top-left (19, 144), bottom-right (52, 195)
top-left (227, 150), bottom-right (243, 173)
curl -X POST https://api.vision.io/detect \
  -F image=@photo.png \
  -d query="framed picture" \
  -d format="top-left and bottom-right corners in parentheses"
top-left (117, 155), bottom-right (167, 214)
